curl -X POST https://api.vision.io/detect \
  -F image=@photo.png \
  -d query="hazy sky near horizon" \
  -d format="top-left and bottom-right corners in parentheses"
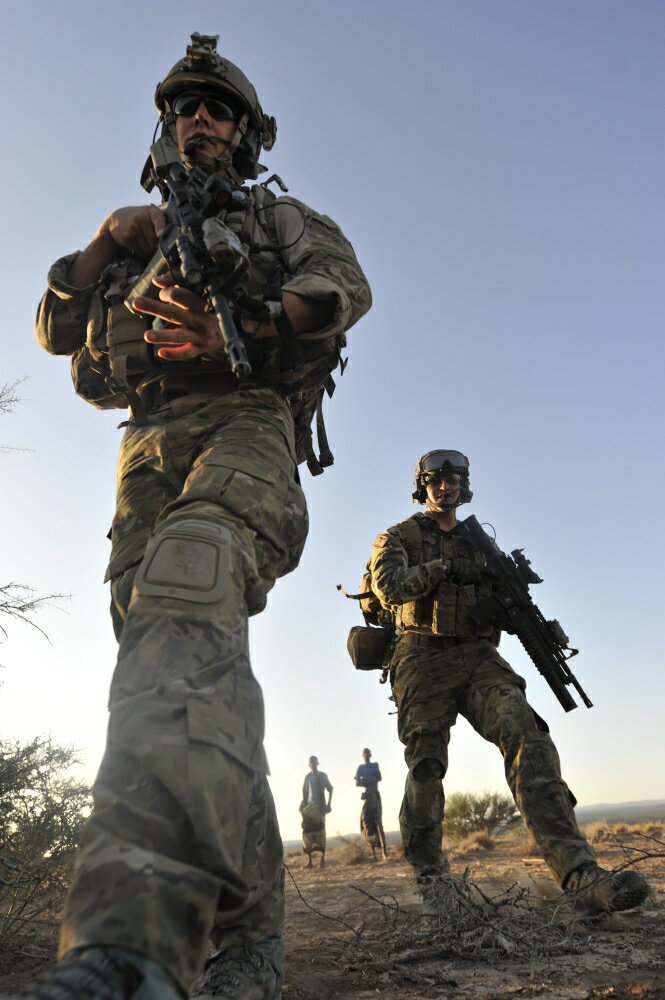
top-left (1, 0), bottom-right (663, 841)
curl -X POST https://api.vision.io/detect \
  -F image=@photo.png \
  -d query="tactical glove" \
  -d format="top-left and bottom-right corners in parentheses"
top-left (445, 559), bottom-right (488, 585)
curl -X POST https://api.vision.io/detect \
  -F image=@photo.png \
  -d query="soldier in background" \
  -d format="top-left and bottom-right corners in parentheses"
top-left (299, 756), bottom-right (334, 869)
top-left (25, 33), bottom-right (370, 1000)
top-left (368, 450), bottom-right (648, 915)
top-left (355, 748), bottom-right (388, 860)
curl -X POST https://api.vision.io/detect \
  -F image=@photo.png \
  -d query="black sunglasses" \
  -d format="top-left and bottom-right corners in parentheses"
top-left (172, 93), bottom-right (238, 121)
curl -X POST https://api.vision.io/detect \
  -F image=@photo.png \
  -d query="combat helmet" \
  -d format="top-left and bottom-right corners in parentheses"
top-left (412, 449), bottom-right (473, 507)
top-left (142, 33), bottom-right (277, 192)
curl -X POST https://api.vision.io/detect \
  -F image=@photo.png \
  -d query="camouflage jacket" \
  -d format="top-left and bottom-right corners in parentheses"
top-left (369, 513), bottom-right (500, 642)
top-left (34, 186), bottom-right (372, 410)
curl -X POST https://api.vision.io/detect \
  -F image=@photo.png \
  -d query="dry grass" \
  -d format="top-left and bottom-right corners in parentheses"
top-left (450, 832), bottom-right (496, 855)
top-left (581, 820), bottom-right (663, 844)
top-left (332, 835), bottom-right (374, 866)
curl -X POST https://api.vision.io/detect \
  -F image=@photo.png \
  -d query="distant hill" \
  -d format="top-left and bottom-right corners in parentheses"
top-left (283, 799), bottom-right (665, 853)
top-left (573, 798), bottom-right (665, 825)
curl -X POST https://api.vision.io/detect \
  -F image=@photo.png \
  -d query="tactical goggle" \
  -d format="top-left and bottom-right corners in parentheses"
top-left (172, 93), bottom-right (239, 121)
top-left (420, 450), bottom-right (469, 475)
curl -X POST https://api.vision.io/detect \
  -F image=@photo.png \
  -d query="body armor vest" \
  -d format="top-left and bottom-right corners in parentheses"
top-left (393, 515), bottom-right (499, 643)
top-left (71, 185), bottom-right (347, 472)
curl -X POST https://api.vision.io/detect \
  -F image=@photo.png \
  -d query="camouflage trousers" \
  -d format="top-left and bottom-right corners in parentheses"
top-left (58, 388), bottom-right (308, 993)
top-left (391, 633), bottom-right (596, 885)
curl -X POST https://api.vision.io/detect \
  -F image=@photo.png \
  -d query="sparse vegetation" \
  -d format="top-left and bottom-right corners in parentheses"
top-left (333, 834), bottom-right (374, 866)
top-left (0, 381), bottom-right (66, 646)
top-left (443, 791), bottom-right (519, 841)
top-left (0, 737), bottom-right (91, 950)
top-left (450, 832), bottom-right (496, 855)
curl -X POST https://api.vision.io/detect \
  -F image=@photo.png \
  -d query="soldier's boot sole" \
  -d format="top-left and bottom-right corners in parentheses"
top-left (572, 869), bottom-right (649, 916)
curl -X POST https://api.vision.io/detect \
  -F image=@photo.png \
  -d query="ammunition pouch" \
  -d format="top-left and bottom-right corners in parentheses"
top-left (107, 303), bottom-right (154, 392)
top-left (397, 579), bottom-right (499, 642)
top-left (347, 625), bottom-right (393, 670)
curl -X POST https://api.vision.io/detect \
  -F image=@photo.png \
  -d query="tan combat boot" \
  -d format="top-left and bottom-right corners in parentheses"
top-left (564, 861), bottom-right (649, 916)
top-left (191, 945), bottom-right (281, 1000)
top-left (2, 946), bottom-right (184, 999)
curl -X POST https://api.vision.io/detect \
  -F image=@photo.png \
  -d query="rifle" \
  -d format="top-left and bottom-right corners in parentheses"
top-left (458, 515), bottom-right (593, 713)
top-left (125, 161), bottom-right (252, 378)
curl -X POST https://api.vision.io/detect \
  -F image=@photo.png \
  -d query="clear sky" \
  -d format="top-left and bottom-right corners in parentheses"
top-left (1, 0), bottom-right (663, 842)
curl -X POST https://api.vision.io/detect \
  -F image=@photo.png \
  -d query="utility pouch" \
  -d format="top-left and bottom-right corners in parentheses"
top-left (347, 625), bottom-right (392, 670)
top-left (431, 584), bottom-right (461, 636)
top-left (107, 303), bottom-right (154, 390)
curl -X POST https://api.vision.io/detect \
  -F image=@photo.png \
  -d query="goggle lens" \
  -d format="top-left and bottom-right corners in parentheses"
top-left (172, 94), bottom-right (238, 121)
top-left (421, 450), bottom-right (469, 474)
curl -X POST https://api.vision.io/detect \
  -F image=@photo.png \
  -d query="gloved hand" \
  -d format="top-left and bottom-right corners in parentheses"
top-left (445, 558), bottom-right (488, 585)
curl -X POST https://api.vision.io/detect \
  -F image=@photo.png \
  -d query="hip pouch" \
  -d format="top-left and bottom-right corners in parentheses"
top-left (347, 625), bottom-right (392, 670)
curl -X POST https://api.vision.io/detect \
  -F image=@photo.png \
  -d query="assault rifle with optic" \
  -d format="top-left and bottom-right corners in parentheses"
top-left (125, 160), bottom-right (253, 377)
top-left (458, 515), bottom-right (592, 712)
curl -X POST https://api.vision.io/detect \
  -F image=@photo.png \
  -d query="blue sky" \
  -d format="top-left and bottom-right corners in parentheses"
top-left (1, 0), bottom-right (663, 841)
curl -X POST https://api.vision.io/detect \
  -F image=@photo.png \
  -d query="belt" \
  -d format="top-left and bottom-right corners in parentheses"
top-left (136, 372), bottom-right (273, 410)
top-left (397, 631), bottom-right (473, 650)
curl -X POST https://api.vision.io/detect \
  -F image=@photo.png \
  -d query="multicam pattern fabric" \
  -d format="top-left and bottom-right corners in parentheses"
top-left (34, 190), bottom-right (370, 992)
top-left (370, 513), bottom-right (499, 639)
top-left (56, 389), bottom-right (307, 990)
top-left (35, 191), bottom-right (372, 409)
top-left (371, 516), bottom-right (597, 886)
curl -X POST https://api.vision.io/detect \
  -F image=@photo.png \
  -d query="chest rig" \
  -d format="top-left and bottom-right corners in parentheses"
top-left (95, 186), bottom-right (284, 408)
top-left (394, 515), bottom-right (499, 642)
top-left (77, 184), bottom-right (345, 474)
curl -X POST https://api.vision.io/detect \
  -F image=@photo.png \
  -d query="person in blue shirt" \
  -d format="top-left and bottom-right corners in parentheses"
top-left (355, 748), bottom-right (388, 860)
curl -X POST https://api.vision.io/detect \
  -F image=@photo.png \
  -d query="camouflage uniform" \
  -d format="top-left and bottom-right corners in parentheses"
top-left (370, 512), bottom-right (596, 886)
top-left (35, 193), bottom-right (370, 992)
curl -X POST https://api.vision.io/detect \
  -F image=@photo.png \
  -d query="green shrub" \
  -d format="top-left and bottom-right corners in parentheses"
top-left (444, 791), bottom-right (519, 841)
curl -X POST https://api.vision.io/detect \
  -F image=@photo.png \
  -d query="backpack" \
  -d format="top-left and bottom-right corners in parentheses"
top-left (247, 182), bottom-right (349, 475)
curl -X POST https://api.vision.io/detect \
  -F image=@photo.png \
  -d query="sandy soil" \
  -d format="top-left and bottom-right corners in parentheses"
top-left (1, 836), bottom-right (663, 999)
top-left (281, 837), bottom-right (664, 1000)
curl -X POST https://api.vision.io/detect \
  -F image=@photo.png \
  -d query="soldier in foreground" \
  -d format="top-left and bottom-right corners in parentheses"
top-left (299, 756), bottom-right (334, 869)
top-left (367, 450), bottom-right (648, 914)
top-left (22, 34), bottom-right (370, 1000)
top-left (354, 748), bottom-right (388, 860)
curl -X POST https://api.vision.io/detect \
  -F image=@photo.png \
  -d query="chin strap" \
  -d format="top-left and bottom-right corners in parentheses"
top-left (180, 110), bottom-right (251, 185)
top-left (425, 490), bottom-right (464, 514)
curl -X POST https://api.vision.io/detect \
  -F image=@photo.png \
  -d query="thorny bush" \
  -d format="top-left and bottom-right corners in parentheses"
top-left (0, 736), bottom-right (91, 948)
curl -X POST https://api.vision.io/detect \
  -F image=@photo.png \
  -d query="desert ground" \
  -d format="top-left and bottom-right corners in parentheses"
top-left (1, 826), bottom-right (663, 999)
top-left (280, 827), bottom-right (664, 1000)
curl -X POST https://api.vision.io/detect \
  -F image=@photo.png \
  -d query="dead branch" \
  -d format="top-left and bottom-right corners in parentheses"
top-left (0, 583), bottom-right (68, 642)
top-left (284, 863), bottom-right (363, 938)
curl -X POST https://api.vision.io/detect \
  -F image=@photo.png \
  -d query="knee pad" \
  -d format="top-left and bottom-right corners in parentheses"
top-left (412, 757), bottom-right (446, 783)
top-left (134, 518), bottom-right (232, 603)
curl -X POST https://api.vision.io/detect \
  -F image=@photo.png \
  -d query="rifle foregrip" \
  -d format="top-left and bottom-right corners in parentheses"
top-left (517, 623), bottom-right (578, 712)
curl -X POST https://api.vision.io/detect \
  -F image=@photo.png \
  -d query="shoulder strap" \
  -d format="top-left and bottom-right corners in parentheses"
top-left (395, 515), bottom-right (424, 555)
